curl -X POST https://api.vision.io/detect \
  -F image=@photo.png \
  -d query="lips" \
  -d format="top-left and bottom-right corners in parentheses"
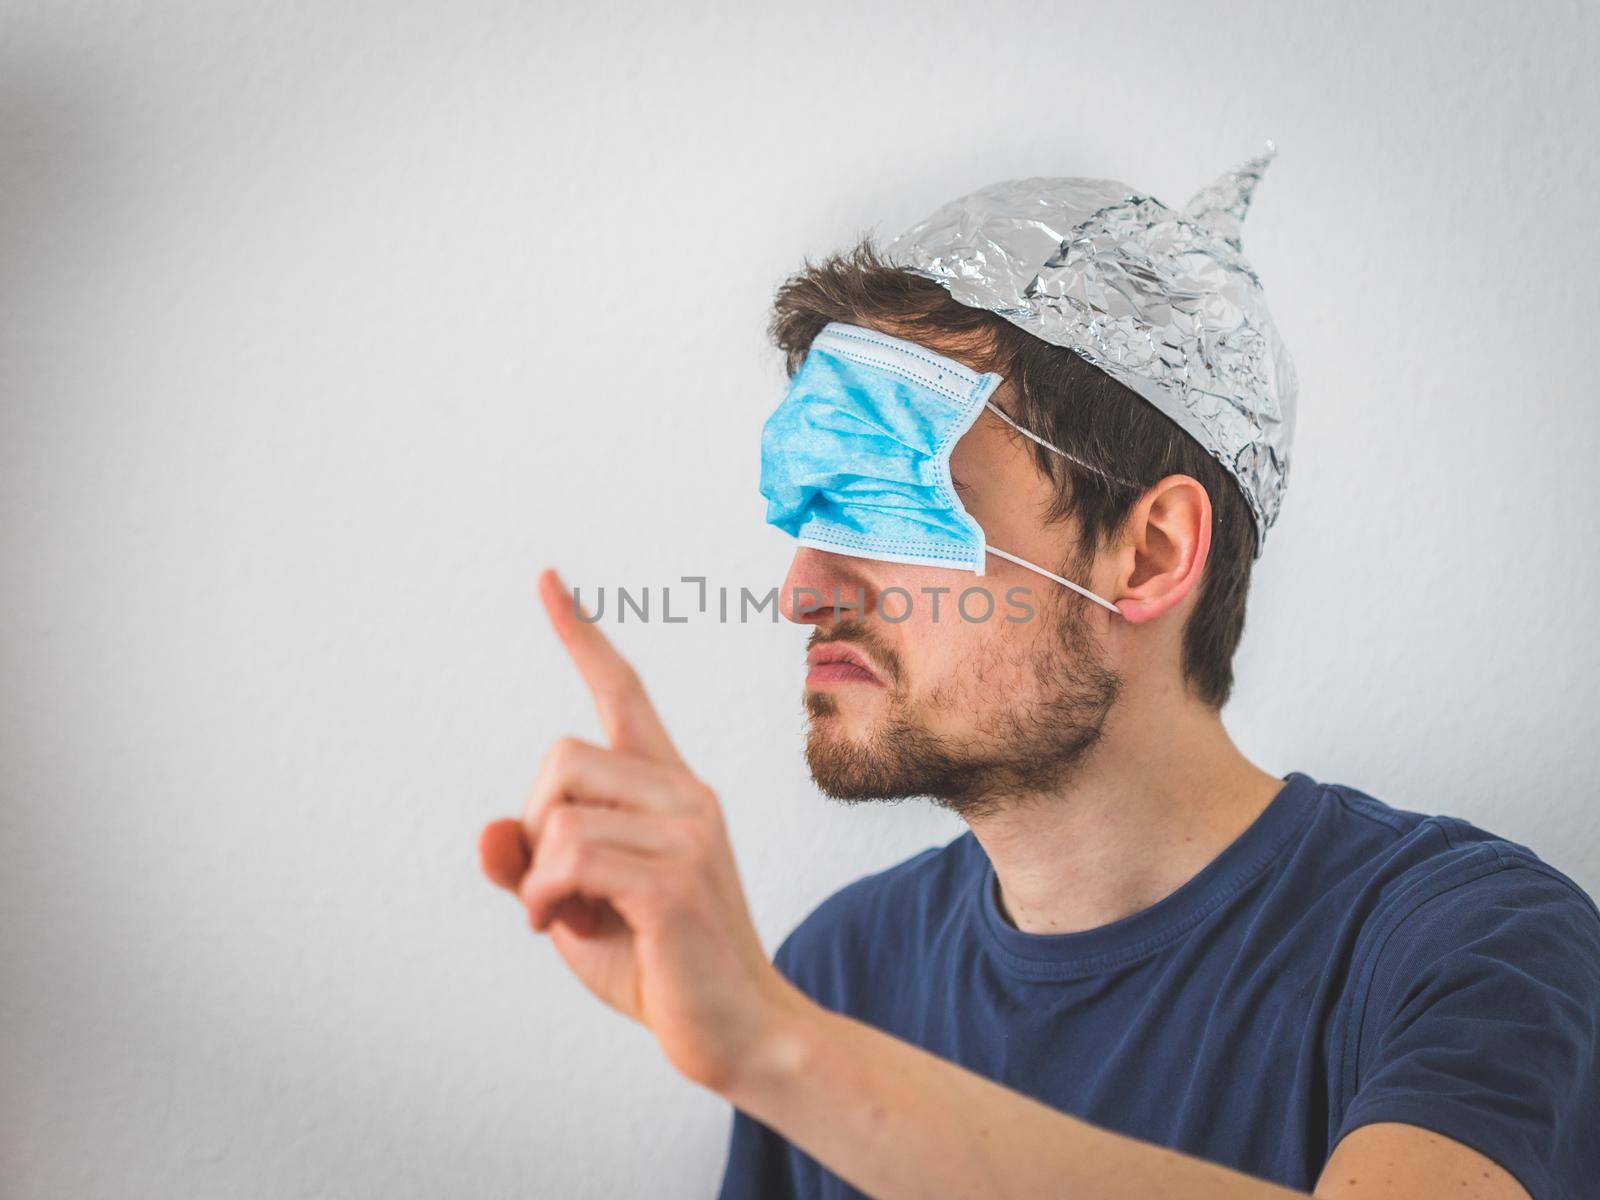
top-left (806, 642), bottom-right (885, 687)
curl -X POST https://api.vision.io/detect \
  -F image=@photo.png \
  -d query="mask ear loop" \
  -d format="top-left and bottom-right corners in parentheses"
top-left (983, 402), bottom-right (1144, 492)
top-left (985, 546), bottom-right (1123, 615)
top-left (979, 401), bottom-right (1137, 617)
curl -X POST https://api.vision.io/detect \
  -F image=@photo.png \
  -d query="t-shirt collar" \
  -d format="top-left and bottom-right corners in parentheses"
top-left (971, 771), bottom-right (1324, 979)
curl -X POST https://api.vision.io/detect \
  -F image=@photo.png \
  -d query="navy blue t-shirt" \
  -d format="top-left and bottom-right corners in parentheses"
top-left (716, 771), bottom-right (1600, 1199)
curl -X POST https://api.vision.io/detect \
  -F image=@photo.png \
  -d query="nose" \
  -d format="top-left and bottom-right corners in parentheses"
top-left (779, 547), bottom-right (875, 626)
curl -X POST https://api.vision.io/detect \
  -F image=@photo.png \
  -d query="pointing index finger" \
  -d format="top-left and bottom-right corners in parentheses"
top-left (538, 567), bottom-right (685, 769)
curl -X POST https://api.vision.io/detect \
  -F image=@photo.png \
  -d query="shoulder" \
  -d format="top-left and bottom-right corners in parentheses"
top-left (1314, 781), bottom-right (1600, 1013)
top-left (1325, 793), bottom-right (1600, 1195)
top-left (1363, 832), bottom-right (1600, 987)
top-left (1359, 786), bottom-right (1595, 935)
top-left (772, 830), bottom-right (981, 1001)
top-left (1307, 776), bottom-right (1600, 935)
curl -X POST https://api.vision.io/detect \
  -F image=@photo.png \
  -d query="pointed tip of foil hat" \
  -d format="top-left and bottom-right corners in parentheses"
top-left (1182, 142), bottom-right (1279, 252)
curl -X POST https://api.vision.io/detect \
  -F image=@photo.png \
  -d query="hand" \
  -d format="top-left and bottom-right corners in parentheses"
top-left (478, 568), bottom-right (805, 1094)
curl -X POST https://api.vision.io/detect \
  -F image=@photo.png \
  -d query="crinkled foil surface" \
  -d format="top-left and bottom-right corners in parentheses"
top-left (882, 147), bottom-right (1297, 557)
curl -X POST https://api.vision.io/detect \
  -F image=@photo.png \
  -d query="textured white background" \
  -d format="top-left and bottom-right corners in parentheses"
top-left (3, 1), bottom-right (1597, 1196)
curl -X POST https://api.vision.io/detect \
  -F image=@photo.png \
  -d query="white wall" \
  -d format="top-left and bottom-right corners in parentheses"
top-left (3, 1), bottom-right (1597, 1196)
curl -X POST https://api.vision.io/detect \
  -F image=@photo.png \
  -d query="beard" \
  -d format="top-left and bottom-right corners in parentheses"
top-left (803, 588), bottom-right (1121, 821)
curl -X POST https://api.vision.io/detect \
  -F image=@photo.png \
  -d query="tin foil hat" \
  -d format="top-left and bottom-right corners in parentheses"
top-left (881, 146), bottom-right (1297, 558)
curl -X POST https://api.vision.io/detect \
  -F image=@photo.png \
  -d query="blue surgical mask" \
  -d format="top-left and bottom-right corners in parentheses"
top-left (760, 321), bottom-right (1126, 615)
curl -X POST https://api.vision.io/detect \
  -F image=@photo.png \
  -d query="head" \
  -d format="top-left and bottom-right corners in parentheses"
top-left (769, 236), bottom-right (1261, 819)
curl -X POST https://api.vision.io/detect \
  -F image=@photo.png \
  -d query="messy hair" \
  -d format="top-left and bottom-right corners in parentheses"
top-left (767, 234), bottom-right (1258, 710)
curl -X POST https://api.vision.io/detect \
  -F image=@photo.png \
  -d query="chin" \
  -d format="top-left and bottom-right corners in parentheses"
top-left (803, 720), bottom-right (861, 792)
top-left (802, 720), bottom-right (914, 803)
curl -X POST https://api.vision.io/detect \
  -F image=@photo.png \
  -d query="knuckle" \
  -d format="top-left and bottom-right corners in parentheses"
top-left (686, 778), bottom-right (721, 816)
top-left (516, 864), bottom-right (542, 907)
top-left (614, 711), bottom-right (651, 745)
top-left (542, 802), bottom-right (581, 845)
top-left (546, 735), bottom-right (585, 772)
top-left (662, 818), bottom-right (701, 857)
top-left (670, 771), bottom-right (714, 807)
top-left (563, 837), bottom-right (597, 878)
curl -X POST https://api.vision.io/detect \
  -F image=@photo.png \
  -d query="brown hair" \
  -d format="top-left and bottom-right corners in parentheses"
top-left (767, 234), bottom-right (1258, 710)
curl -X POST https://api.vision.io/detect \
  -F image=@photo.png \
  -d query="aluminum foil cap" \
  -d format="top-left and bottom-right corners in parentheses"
top-left (882, 145), bottom-right (1297, 558)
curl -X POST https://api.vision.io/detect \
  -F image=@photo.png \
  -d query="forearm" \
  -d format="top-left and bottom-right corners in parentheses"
top-left (722, 982), bottom-right (1310, 1200)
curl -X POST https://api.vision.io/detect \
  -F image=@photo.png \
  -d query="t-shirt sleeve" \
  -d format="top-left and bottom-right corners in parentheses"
top-left (1333, 859), bottom-right (1600, 1200)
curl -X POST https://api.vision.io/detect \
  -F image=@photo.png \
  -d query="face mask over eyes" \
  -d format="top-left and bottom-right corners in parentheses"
top-left (760, 321), bottom-right (1127, 616)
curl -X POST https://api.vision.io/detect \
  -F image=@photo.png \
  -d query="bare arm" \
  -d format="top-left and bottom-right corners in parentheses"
top-left (727, 985), bottom-right (1305, 1199)
top-left (721, 983), bottom-right (1527, 1200)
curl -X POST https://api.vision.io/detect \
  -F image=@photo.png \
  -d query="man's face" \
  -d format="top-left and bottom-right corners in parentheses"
top-left (778, 375), bottom-right (1124, 819)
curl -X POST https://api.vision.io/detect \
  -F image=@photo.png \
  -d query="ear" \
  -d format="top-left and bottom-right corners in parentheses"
top-left (1110, 475), bottom-right (1211, 624)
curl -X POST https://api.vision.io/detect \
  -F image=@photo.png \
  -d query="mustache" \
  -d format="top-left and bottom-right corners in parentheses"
top-left (807, 621), bottom-right (903, 687)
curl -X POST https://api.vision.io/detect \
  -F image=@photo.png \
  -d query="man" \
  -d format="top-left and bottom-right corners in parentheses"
top-left (478, 152), bottom-right (1600, 1198)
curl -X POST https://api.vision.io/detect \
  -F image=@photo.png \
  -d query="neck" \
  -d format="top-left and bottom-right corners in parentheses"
top-left (964, 688), bottom-right (1285, 936)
